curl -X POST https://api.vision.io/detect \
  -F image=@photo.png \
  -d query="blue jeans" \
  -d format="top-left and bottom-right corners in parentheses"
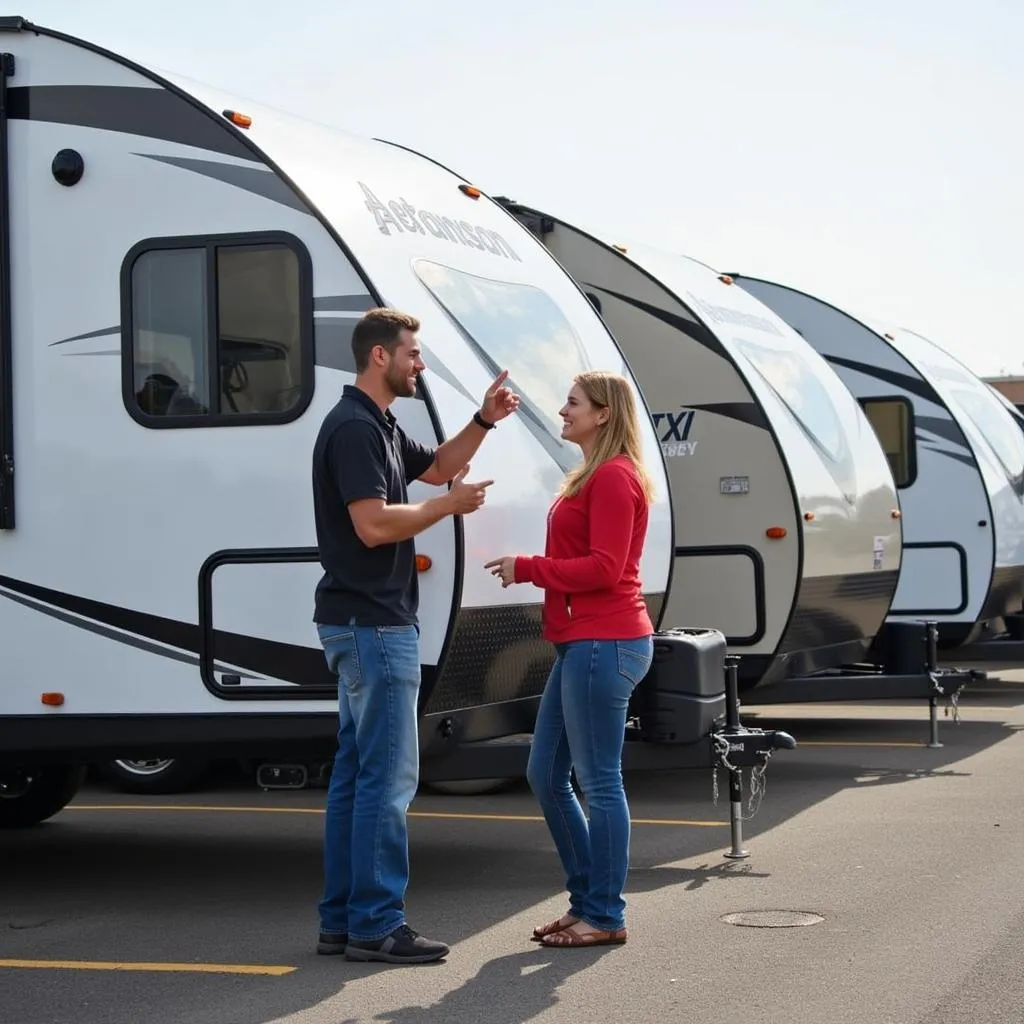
top-left (317, 623), bottom-right (421, 941)
top-left (526, 636), bottom-right (653, 933)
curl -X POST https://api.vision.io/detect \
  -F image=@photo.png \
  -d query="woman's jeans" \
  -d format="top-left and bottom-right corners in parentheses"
top-left (526, 636), bottom-right (654, 932)
top-left (316, 623), bottom-right (421, 942)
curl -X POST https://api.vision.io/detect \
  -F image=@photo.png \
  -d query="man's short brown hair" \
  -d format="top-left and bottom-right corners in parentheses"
top-left (351, 308), bottom-right (421, 373)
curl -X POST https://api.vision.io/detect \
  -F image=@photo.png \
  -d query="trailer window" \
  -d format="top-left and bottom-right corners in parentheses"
top-left (861, 398), bottom-right (915, 487)
top-left (412, 259), bottom-right (590, 445)
top-left (951, 387), bottom-right (1024, 491)
top-left (122, 233), bottom-right (313, 427)
top-left (734, 338), bottom-right (844, 463)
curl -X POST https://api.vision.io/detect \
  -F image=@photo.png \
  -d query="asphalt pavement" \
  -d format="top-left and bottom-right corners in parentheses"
top-left (2, 677), bottom-right (1023, 1024)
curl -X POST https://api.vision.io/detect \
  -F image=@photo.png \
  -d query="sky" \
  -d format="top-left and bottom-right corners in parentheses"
top-left (22, 0), bottom-right (1024, 377)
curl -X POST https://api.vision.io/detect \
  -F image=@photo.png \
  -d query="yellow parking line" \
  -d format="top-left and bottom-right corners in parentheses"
top-left (70, 804), bottom-right (323, 815)
top-left (799, 741), bottom-right (929, 748)
top-left (0, 959), bottom-right (294, 975)
top-left (411, 810), bottom-right (725, 827)
top-left (68, 804), bottom-right (724, 827)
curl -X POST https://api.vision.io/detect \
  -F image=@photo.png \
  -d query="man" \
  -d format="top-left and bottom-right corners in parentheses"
top-left (311, 307), bottom-right (519, 964)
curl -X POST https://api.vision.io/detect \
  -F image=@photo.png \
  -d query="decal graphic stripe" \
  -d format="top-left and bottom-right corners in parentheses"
top-left (686, 402), bottom-right (770, 430)
top-left (135, 153), bottom-right (311, 213)
top-left (314, 319), bottom-right (358, 374)
top-left (919, 444), bottom-right (977, 470)
top-left (50, 326), bottom-right (120, 347)
top-left (9, 85), bottom-right (256, 161)
top-left (314, 295), bottom-right (376, 312)
top-left (50, 314), bottom-right (456, 405)
top-left (0, 574), bottom-right (332, 687)
top-left (916, 415), bottom-right (970, 448)
top-left (584, 284), bottom-right (727, 356)
top-left (825, 354), bottom-right (940, 404)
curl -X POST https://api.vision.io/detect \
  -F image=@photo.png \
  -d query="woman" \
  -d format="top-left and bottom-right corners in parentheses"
top-left (484, 370), bottom-right (656, 949)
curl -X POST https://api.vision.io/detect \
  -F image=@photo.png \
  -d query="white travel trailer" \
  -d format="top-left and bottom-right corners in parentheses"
top-left (731, 276), bottom-right (1024, 666)
top-left (0, 18), bottom-right (759, 826)
top-left (492, 201), bottom-right (906, 693)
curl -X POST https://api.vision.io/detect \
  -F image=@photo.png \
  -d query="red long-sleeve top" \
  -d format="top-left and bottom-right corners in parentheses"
top-left (514, 454), bottom-right (653, 644)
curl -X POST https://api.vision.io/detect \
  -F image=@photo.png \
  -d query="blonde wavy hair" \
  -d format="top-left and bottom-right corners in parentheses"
top-left (559, 370), bottom-right (656, 503)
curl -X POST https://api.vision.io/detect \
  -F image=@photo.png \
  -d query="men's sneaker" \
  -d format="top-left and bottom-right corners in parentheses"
top-left (345, 924), bottom-right (449, 964)
top-left (316, 931), bottom-right (348, 955)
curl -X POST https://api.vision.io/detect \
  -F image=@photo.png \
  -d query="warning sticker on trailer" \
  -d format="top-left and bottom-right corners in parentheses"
top-left (873, 536), bottom-right (885, 570)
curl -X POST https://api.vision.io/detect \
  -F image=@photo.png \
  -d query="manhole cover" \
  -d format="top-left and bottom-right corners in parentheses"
top-left (720, 910), bottom-right (825, 928)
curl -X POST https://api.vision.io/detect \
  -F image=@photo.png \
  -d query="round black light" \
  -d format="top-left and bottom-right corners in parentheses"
top-left (52, 149), bottom-right (85, 187)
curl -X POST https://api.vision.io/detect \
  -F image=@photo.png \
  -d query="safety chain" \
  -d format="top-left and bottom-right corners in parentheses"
top-left (931, 673), bottom-right (963, 725)
top-left (710, 733), bottom-right (773, 820)
top-left (711, 733), bottom-right (729, 807)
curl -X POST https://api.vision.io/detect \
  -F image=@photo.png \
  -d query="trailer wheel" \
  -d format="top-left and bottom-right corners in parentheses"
top-left (98, 757), bottom-right (210, 795)
top-left (0, 764), bottom-right (85, 828)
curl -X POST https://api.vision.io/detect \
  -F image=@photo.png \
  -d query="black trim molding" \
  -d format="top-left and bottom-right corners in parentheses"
top-left (0, 52), bottom-right (14, 529)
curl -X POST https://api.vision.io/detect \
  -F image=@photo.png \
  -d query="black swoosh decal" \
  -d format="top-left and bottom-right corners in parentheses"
top-left (582, 284), bottom-right (727, 356)
top-left (920, 445), bottom-right (977, 470)
top-left (9, 85), bottom-right (256, 161)
top-left (687, 402), bottom-right (770, 430)
top-left (315, 295), bottom-right (376, 312)
top-left (135, 153), bottom-right (310, 213)
top-left (916, 414), bottom-right (971, 449)
top-left (0, 574), bottom-right (333, 687)
top-left (50, 326), bottom-right (120, 347)
top-left (825, 355), bottom-right (940, 405)
top-left (0, 586), bottom-right (255, 678)
top-left (314, 319), bottom-right (358, 374)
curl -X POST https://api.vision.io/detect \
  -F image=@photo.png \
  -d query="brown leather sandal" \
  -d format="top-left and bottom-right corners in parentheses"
top-left (539, 923), bottom-right (628, 948)
top-left (531, 914), bottom-right (580, 941)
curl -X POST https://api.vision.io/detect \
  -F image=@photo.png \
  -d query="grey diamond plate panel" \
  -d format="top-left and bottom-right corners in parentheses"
top-left (424, 593), bottom-right (666, 715)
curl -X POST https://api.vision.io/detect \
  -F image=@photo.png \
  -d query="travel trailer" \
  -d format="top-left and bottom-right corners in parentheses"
top-left (488, 202), bottom-right (981, 724)
top-left (492, 201), bottom-right (909, 692)
top-left (730, 276), bottom-right (1024, 669)
top-left (0, 18), bottom-right (802, 827)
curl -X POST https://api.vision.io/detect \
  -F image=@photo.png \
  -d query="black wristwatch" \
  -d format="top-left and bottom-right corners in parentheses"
top-left (473, 410), bottom-right (496, 430)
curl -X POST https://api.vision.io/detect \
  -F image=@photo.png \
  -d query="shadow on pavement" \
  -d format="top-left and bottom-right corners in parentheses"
top-left (0, 711), bottom-right (1018, 1024)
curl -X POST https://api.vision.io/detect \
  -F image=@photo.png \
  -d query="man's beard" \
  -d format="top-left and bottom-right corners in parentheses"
top-left (385, 365), bottom-right (417, 400)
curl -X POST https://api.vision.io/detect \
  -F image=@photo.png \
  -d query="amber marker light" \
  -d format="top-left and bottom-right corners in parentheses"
top-left (766, 527), bottom-right (787, 539)
top-left (718, 274), bottom-right (734, 285)
top-left (416, 555), bottom-right (433, 572)
top-left (41, 692), bottom-right (65, 706)
top-left (459, 184), bottom-right (482, 198)
top-left (803, 511), bottom-right (815, 521)
top-left (222, 109), bottom-right (252, 129)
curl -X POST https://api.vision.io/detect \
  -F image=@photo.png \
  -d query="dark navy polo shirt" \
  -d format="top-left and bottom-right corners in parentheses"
top-left (312, 385), bottom-right (436, 626)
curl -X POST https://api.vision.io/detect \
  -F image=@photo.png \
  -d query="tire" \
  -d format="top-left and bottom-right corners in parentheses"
top-left (0, 764), bottom-right (85, 828)
top-left (97, 757), bottom-right (211, 795)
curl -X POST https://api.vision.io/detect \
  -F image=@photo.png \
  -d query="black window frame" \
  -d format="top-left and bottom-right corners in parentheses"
top-left (860, 395), bottom-right (917, 488)
top-left (120, 230), bottom-right (315, 429)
